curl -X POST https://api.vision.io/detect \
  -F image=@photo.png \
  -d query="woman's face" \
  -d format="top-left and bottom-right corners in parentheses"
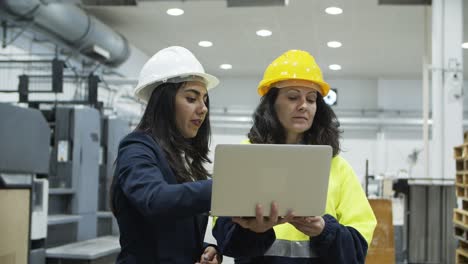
top-left (174, 81), bottom-right (208, 138)
top-left (274, 85), bottom-right (318, 138)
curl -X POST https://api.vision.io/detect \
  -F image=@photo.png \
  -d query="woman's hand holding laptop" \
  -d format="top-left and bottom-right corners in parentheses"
top-left (290, 216), bottom-right (325, 237)
top-left (232, 202), bottom-right (295, 233)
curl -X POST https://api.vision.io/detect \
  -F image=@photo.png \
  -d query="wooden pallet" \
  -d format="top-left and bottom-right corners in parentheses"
top-left (454, 209), bottom-right (468, 226)
top-left (456, 136), bottom-right (468, 263)
top-left (462, 200), bottom-right (468, 211)
top-left (455, 144), bottom-right (468, 159)
top-left (456, 248), bottom-right (468, 264)
top-left (454, 199), bottom-right (468, 216)
top-left (456, 231), bottom-right (468, 263)
top-left (461, 240), bottom-right (468, 251)
top-left (456, 160), bottom-right (468, 172)
top-left (454, 225), bottom-right (468, 241)
top-left (456, 184), bottom-right (468, 199)
top-left (457, 172), bottom-right (468, 185)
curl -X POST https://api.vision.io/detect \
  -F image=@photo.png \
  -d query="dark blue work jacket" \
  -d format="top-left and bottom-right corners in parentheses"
top-left (112, 131), bottom-right (213, 263)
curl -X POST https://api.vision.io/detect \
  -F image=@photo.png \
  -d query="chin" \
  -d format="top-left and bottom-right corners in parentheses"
top-left (291, 126), bottom-right (309, 133)
top-left (188, 130), bottom-right (199, 138)
top-left (181, 131), bottom-right (197, 139)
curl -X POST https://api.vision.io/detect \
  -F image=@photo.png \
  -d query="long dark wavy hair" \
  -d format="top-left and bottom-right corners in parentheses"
top-left (136, 82), bottom-right (212, 182)
top-left (110, 82), bottom-right (211, 215)
top-left (248, 87), bottom-right (341, 156)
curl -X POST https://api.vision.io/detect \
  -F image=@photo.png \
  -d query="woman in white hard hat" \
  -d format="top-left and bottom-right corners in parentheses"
top-left (213, 50), bottom-right (377, 263)
top-left (110, 46), bottom-right (221, 264)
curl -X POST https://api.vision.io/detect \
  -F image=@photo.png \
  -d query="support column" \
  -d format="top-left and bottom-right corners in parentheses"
top-left (431, 0), bottom-right (463, 183)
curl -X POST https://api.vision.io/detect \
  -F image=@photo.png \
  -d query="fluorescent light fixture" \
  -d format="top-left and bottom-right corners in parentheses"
top-left (329, 64), bottom-right (342, 71)
top-left (91, 45), bottom-right (110, 59)
top-left (462, 42), bottom-right (468, 49)
top-left (220, 64), bottom-right (232, 70)
top-left (198, 41), bottom-right (213, 47)
top-left (325, 7), bottom-right (343, 15)
top-left (327, 41), bottom-right (342, 48)
top-left (227, 0), bottom-right (289, 7)
top-left (256, 29), bottom-right (272, 37)
top-left (167, 8), bottom-right (184, 16)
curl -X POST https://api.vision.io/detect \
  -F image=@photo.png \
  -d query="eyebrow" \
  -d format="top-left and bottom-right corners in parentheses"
top-left (184, 89), bottom-right (208, 98)
top-left (285, 89), bottom-right (317, 96)
top-left (285, 88), bottom-right (300, 94)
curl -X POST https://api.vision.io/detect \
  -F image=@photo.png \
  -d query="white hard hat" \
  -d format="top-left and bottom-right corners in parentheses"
top-left (134, 46), bottom-right (219, 102)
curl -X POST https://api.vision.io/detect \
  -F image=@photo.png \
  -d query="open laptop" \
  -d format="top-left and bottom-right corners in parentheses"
top-left (210, 144), bottom-right (332, 217)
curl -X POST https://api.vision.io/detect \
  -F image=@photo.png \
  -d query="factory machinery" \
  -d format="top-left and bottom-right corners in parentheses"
top-left (0, 58), bottom-right (129, 264)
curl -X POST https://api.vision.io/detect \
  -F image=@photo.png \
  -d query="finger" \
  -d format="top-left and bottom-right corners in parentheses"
top-left (293, 219), bottom-right (318, 228)
top-left (269, 201), bottom-right (279, 223)
top-left (290, 221), bottom-right (305, 228)
top-left (255, 204), bottom-right (265, 225)
top-left (290, 217), bottom-right (310, 225)
top-left (277, 211), bottom-right (294, 225)
top-left (203, 247), bottom-right (217, 261)
top-left (304, 217), bottom-right (323, 226)
top-left (291, 221), bottom-right (310, 231)
top-left (293, 220), bottom-right (321, 232)
top-left (277, 217), bottom-right (288, 225)
top-left (232, 217), bottom-right (249, 228)
top-left (306, 216), bottom-right (323, 223)
top-left (294, 216), bottom-right (307, 220)
top-left (205, 255), bottom-right (219, 264)
top-left (283, 210), bottom-right (295, 222)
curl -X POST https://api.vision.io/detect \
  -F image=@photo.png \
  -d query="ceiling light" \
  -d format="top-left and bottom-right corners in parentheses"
top-left (220, 64), bottom-right (232, 70)
top-left (462, 42), bottom-right (468, 49)
top-left (167, 8), bottom-right (184, 16)
top-left (325, 7), bottom-right (343, 15)
top-left (256, 29), bottom-right (272, 37)
top-left (327, 41), bottom-right (342, 48)
top-left (198, 41), bottom-right (213, 47)
top-left (329, 64), bottom-right (342, 71)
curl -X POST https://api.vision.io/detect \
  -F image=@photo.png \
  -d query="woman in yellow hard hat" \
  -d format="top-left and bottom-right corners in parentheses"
top-left (213, 49), bottom-right (377, 263)
top-left (110, 46), bottom-right (221, 264)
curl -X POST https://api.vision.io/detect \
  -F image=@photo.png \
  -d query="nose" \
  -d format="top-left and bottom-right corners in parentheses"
top-left (198, 101), bottom-right (208, 116)
top-left (298, 97), bottom-right (307, 112)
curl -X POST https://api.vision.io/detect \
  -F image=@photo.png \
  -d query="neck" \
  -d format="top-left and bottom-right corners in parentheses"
top-left (285, 132), bottom-right (303, 144)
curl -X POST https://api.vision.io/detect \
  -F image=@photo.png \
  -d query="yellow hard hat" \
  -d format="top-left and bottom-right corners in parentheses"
top-left (257, 50), bottom-right (330, 96)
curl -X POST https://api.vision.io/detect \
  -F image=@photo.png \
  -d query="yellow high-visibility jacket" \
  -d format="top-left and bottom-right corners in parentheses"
top-left (213, 145), bottom-right (377, 264)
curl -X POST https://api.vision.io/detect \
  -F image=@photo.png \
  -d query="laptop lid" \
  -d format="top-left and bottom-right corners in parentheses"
top-left (210, 144), bottom-right (332, 217)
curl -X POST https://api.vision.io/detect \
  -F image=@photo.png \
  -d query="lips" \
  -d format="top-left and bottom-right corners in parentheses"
top-left (293, 117), bottom-right (308, 121)
top-left (191, 119), bottom-right (203, 127)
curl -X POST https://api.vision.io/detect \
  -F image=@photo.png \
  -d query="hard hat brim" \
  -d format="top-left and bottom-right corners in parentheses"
top-left (258, 78), bottom-right (330, 97)
top-left (135, 72), bottom-right (219, 103)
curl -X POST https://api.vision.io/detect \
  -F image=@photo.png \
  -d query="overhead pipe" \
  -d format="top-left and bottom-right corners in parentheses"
top-left (209, 116), bottom-right (435, 126)
top-left (1, 0), bottom-right (130, 66)
top-left (209, 115), bottom-right (468, 130)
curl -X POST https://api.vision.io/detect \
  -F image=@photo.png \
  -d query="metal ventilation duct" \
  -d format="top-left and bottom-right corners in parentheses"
top-left (227, 0), bottom-right (288, 7)
top-left (82, 0), bottom-right (137, 5)
top-left (378, 0), bottom-right (431, 5)
top-left (1, 0), bottom-right (130, 66)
